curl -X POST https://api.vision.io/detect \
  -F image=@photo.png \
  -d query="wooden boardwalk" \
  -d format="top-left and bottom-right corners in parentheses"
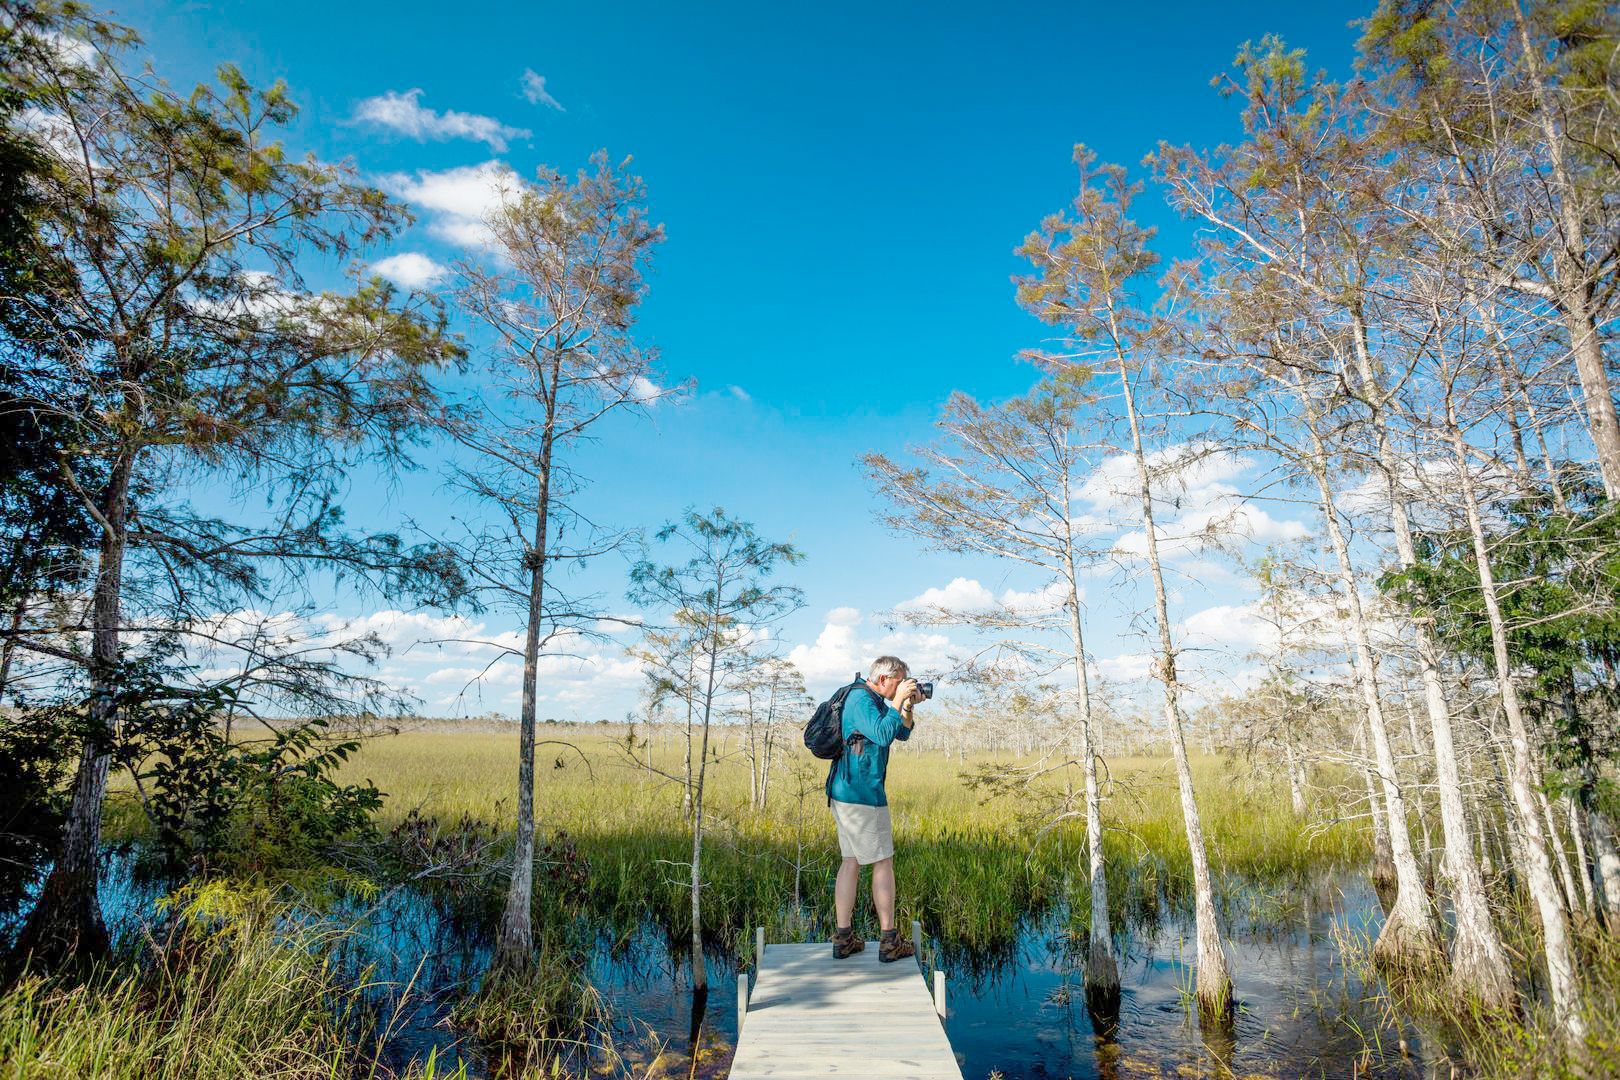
top-left (729, 938), bottom-right (963, 1080)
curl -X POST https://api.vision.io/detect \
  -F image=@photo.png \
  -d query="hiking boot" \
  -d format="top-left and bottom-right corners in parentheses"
top-left (878, 929), bottom-right (915, 963)
top-left (832, 926), bottom-right (864, 959)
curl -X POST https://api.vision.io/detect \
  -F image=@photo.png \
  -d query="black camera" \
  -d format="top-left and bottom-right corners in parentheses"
top-left (917, 680), bottom-right (934, 701)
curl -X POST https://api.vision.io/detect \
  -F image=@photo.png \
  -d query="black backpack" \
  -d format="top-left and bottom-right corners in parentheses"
top-left (803, 674), bottom-right (877, 760)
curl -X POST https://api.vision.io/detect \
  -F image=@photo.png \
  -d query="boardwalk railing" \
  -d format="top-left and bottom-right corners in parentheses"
top-left (730, 921), bottom-right (962, 1080)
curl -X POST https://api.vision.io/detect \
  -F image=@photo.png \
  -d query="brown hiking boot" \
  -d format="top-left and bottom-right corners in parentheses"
top-left (832, 926), bottom-right (864, 959)
top-left (878, 929), bottom-right (915, 963)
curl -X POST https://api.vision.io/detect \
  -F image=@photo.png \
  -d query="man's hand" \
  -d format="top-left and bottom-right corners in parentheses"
top-left (895, 678), bottom-right (922, 709)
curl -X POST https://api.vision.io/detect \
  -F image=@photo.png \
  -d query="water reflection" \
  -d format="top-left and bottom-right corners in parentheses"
top-left (3, 853), bottom-right (1431, 1079)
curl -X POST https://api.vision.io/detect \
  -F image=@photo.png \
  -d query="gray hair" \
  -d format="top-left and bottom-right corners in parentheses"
top-left (868, 655), bottom-right (910, 680)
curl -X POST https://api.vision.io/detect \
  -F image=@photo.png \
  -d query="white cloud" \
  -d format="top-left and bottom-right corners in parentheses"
top-left (371, 252), bottom-right (448, 289)
top-left (519, 69), bottom-right (565, 111)
top-left (788, 614), bottom-right (863, 685)
top-left (17, 106), bottom-right (104, 173)
top-left (787, 608), bottom-right (957, 694)
top-left (728, 385), bottom-right (752, 402)
top-left (379, 161), bottom-right (520, 249)
top-left (1182, 603), bottom-right (1278, 653)
top-left (898, 577), bottom-right (995, 614)
top-left (1082, 443), bottom-right (1309, 562)
top-left (1000, 580), bottom-right (1072, 615)
top-left (826, 607), bottom-right (862, 627)
top-left (1097, 652), bottom-right (1154, 682)
top-left (353, 89), bottom-right (531, 151)
top-left (898, 577), bottom-right (1072, 618)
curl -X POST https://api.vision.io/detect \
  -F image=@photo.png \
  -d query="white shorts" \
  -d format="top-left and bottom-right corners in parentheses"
top-left (830, 799), bottom-right (894, 865)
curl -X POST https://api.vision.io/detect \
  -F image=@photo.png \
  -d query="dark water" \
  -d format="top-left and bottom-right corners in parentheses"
top-left (6, 854), bottom-right (1434, 1080)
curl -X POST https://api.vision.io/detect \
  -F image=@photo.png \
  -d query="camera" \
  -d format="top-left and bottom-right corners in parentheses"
top-left (917, 680), bottom-right (934, 701)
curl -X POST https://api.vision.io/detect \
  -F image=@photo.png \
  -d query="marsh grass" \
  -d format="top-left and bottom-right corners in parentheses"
top-left (312, 731), bottom-right (1369, 953)
top-left (0, 879), bottom-right (461, 1080)
top-left (1327, 896), bottom-right (1620, 1077)
top-left (70, 728), bottom-right (1376, 1077)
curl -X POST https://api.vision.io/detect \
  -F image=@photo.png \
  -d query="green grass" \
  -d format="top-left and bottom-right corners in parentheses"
top-left (0, 879), bottom-right (464, 1080)
top-left (316, 728), bottom-right (1369, 951)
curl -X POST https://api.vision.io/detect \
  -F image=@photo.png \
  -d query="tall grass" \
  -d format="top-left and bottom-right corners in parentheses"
top-left (0, 880), bottom-right (463, 1080)
top-left (322, 730), bottom-right (1368, 950)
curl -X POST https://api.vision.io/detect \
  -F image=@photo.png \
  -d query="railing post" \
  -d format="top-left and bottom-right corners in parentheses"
top-left (933, 969), bottom-right (946, 1021)
top-left (756, 925), bottom-right (766, 963)
top-left (910, 919), bottom-right (922, 964)
top-left (738, 971), bottom-right (749, 1034)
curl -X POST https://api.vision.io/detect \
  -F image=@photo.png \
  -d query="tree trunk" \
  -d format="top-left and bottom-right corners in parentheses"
top-left (1306, 434), bottom-right (1441, 967)
top-left (1111, 350), bottom-right (1230, 1022)
top-left (14, 453), bottom-right (136, 970)
top-left (1564, 795), bottom-right (1596, 922)
top-left (1402, 700), bottom-right (1436, 874)
top-left (1512, 9), bottom-right (1620, 501)
top-left (689, 639), bottom-right (720, 992)
top-left (1446, 406), bottom-right (1587, 1044)
top-left (1361, 748), bottom-right (1398, 902)
top-left (1064, 559), bottom-right (1118, 1012)
top-left (1334, 320), bottom-right (1515, 1006)
top-left (1586, 806), bottom-right (1620, 931)
top-left (1283, 737), bottom-right (1307, 818)
top-left (494, 419), bottom-right (557, 971)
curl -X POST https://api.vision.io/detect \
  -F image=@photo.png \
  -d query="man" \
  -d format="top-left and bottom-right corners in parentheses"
top-left (827, 655), bottom-right (923, 961)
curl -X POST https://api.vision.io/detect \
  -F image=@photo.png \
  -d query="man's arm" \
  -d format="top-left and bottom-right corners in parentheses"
top-left (844, 689), bottom-right (907, 746)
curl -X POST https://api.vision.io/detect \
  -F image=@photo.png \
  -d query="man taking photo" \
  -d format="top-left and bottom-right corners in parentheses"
top-left (827, 655), bottom-right (923, 962)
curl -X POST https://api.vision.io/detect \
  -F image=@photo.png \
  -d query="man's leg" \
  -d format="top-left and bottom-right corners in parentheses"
top-left (835, 856), bottom-right (860, 928)
top-left (870, 856), bottom-right (896, 933)
top-left (872, 855), bottom-right (914, 961)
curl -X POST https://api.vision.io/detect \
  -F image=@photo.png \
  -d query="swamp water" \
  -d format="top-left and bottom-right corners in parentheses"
top-left (4, 850), bottom-right (1443, 1079)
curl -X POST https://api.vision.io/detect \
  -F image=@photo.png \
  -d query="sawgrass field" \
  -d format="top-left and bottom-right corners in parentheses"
top-left (328, 724), bottom-right (1371, 952)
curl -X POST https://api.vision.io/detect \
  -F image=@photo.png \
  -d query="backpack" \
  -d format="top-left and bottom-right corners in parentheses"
top-left (803, 674), bottom-right (877, 760)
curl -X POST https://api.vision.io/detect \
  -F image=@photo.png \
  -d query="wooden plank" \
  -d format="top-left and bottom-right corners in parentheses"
top-left (728, 942), bottom-right (962, 1080)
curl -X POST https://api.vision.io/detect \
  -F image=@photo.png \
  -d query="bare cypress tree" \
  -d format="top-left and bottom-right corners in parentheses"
top-left (1412, 280), bottom-right (1589, 1044)
top-left (864, 372), bottom-right (1121, 1012)
top-left (438, 152), bottom-right (672, 972)
top-left (1155, 45), bottom-right (1513, 1002)
top-left (731, 655), bottom-right (808, 811)
top-left (629, 508), bottom-right (803, 991)
top-left (1016, 149), bottom-right (1232, 1022)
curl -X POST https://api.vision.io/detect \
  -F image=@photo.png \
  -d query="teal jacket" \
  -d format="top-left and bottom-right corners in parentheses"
top-left (825, 676), bottom-right (912, 807)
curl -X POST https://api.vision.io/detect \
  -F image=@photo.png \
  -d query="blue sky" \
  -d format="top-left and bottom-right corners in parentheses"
top-left (118, 0), bottom-right (1376, 719)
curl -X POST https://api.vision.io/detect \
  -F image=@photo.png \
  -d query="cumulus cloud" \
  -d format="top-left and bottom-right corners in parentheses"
top-left (1000, 580), bottom-right (1072, 615)
top-left (378, 161), bottom-right (520, 249)
top-left (353, 89), bottom-right (530, 151)
top-left (371, 252), bottom-right (449, 289)
top-left (519, 69), bottom-right (565, 111)
top-left (1073, 442), bottom-right (1310, 562)
top-left (897, 577), bottom-right (1072, 618)
top-left (897, 577), bottom-right (995, 614)
top-left (787, 608), bottom-right (956, 693)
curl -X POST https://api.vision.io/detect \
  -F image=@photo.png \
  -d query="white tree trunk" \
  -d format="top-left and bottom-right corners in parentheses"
top-left (1113, 351), bottom-right (1230, 1021)
top-left (1332, 323), bottom-right (1514, 1004)
top-left (1307, 443), bottom-right (1441, 966)
top-left (1446, 409), bottom-right (1586, 1044)
top-left (1064, 561), bottom-right (1118, 1009)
